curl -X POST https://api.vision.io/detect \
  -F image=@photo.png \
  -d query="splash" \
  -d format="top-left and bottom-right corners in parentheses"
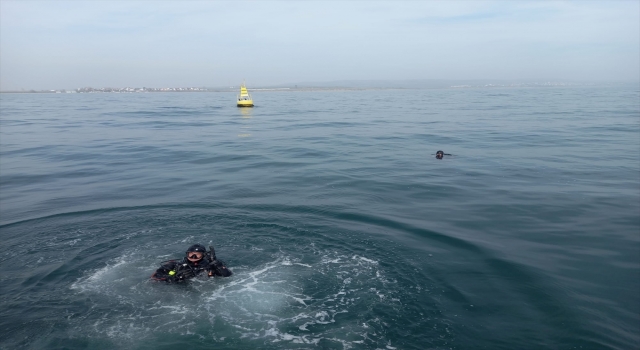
top-left (69, 249), bottom-right (403, 348)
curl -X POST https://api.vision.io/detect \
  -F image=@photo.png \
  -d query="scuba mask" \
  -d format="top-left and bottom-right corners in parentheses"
top-left (188, 252), bottom-right (203, 260)
top-left (186, 244), bottom-right (207, 260)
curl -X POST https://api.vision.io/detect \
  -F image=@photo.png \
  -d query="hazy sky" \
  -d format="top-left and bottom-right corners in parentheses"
top-left (1, 1), bottom-right (638, 90)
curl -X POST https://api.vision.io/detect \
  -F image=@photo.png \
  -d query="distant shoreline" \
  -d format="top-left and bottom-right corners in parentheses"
top-left (2, 82), bottom-right (635, 94)
top-left (0, 87), bottom-right (396, 94)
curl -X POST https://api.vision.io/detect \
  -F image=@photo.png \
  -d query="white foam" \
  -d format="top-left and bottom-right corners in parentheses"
top-left (67, 238), bottom-right (81, 246)
top-left (353, 255), bottom-right (378, 264)
top-left (71, 254), bottom-right (129, 292)
top-left (68, 249), bottom-right (400, 348)
top-left (263, 321), bottom-right (320, 345)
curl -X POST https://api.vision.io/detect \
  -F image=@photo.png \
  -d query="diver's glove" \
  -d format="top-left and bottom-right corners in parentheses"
top-left (209, 260), bottom-right (232, 277)
top-left (208, 260), bottom-right (221, 273)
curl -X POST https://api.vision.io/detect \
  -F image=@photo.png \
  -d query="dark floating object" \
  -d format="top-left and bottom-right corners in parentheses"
top-left (435, 150), bottom-right (452, 159)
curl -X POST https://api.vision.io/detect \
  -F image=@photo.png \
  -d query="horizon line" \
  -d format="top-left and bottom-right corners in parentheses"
top-left (2, 78), bottom-right (638, 93)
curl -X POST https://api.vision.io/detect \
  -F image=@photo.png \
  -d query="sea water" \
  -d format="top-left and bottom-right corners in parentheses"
top-left (0, 86), bottom-right (638, 349)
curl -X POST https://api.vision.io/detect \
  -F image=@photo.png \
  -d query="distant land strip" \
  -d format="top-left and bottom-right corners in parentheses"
top-left (1, 80), bottom-right (636, 93)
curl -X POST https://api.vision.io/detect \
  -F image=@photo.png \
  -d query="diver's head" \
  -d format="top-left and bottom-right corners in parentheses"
top-left (186, 244), bottom-right (207, 262)
top-left (436, 150), bottom-right (444, 159)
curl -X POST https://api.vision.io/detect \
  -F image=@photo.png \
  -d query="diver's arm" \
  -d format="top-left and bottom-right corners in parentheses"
top-left (208, 259), bottom-right (232, 277)
top-left (151, 261), bottom-right (179, 282)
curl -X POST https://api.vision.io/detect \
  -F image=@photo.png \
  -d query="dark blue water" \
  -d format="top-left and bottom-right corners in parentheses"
top-left (1, 87), bottom-right (638, 349)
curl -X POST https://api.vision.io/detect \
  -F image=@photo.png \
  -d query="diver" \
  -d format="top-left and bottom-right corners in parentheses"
top-left (435, 150), bottom-right (452, 159)
top-left (151, 244), bottom-right (232, 283)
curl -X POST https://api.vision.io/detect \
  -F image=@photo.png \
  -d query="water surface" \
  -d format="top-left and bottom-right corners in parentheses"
top-left (1, 86), bottom-right (638, 349)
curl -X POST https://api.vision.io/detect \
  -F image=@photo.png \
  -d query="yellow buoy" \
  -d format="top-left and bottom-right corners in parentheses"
top-left (237, 82), bottom-right (254, 107)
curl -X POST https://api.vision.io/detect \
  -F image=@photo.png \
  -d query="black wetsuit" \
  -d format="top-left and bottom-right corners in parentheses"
top-left (151, 257), bottom-right (232, 283)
